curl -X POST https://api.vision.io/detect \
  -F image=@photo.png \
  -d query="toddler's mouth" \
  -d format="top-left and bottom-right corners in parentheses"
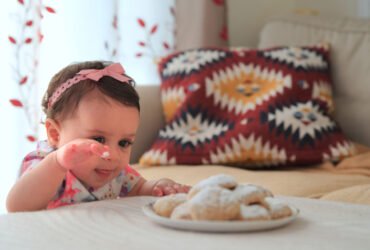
top-left (95, 169), bottom-right (114, 178)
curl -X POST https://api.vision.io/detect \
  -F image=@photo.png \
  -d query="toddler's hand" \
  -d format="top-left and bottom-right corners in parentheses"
top-left (56, 139), bottom-right (110, 170)
top-left (152, 178), bottom-right (191, 197)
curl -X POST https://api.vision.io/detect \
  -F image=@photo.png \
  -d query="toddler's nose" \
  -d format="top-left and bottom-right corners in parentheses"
top-left (100, 151), bottom-right (110, 160)
top-left (105, 146), bottom-right (121, 163)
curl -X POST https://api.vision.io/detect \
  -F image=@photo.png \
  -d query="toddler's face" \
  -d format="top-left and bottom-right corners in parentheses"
top-left (56, 89), bottom-right (140, 189)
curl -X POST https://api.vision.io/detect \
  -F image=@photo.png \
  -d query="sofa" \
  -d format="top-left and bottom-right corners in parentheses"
top-left (1, 14), bottom-right (370, 250)
top-left (132, 14), bottom-right (370, 205)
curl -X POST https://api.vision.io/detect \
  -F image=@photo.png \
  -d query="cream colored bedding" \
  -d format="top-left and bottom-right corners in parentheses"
top-left (134, 144), bottom-right (370, 205)
top-left (2, 196), bottom-right (370, 250)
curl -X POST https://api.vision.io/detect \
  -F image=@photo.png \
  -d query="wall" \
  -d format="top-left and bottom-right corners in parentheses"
top-left (227, 0), bottom-right (367, 47)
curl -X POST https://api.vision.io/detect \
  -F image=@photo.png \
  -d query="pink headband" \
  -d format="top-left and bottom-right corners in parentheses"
top-left (48, 63), bottom-right (132, 109)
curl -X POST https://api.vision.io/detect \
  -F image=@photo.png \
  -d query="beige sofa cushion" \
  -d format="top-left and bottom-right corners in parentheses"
top-left (131, 85), bottom-right (165, 163)
top-left (320, 184), bottom-right (370, 205)
top-left (258, 14), bottom-right (370, 146)
top-left (134, 164), bottom-right (370, 200)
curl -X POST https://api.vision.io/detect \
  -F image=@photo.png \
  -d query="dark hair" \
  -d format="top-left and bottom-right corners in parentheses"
top-left (42, 61), bottom-right (140, 120)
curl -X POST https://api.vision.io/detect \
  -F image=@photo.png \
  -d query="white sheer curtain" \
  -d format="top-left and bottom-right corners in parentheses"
top-left (0, 0), bottom-right (174, 214)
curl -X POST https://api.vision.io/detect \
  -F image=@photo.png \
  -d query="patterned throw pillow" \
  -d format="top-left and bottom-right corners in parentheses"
top-left (139, 45), bottom-right (356, 167)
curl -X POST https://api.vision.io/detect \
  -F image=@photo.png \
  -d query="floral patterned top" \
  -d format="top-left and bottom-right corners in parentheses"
top-left (20, 140), bottom-right (141, 209)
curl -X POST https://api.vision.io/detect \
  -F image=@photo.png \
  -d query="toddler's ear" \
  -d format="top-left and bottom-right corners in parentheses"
top-left (45, 118), bottom-right (60, 147)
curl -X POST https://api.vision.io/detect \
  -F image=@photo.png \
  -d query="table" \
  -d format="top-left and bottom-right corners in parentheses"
top-left (1, 196), bottom-right (370, 250)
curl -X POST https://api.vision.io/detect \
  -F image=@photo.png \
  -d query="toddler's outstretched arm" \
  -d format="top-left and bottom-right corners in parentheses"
top-left (128, 178), bottom-right (191, 197)
top-left (6, 151), bottom-right (66, 212)
top-left (6, 139), bottom-right (107, 212)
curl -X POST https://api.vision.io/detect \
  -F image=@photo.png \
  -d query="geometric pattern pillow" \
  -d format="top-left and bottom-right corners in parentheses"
top-left (139, 45), bottom-right (356, 167)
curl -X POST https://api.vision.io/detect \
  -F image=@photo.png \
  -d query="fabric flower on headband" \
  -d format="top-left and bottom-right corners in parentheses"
top-left (48, 63), bottom-right (132, 109)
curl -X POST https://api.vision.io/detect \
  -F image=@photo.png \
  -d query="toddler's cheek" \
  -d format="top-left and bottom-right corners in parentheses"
top-left (73, 162), bottom-right (97, 177)
top-left (119, 158), bottom-right (131, 170)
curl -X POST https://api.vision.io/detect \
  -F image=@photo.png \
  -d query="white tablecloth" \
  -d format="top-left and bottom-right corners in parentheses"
top-left (1, 196), bottom-right (370, 250)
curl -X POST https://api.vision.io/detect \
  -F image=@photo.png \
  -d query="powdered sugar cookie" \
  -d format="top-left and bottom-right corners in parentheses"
top-left (189, 186), bottom-right (240, 221)
top-left (232, 184), bottom-right (269, 206)
top-left (239, 204), bottom-right (271, 221)
top-left (265, 197), bottom-right (293, 219)
top-left (188, 174), bottom-right (237, 199)
top-left (251, 184), bottom-right (274, 198)
top-left (153, 193), bottom-right (187, 217)
top-left (170, 202), bottom-right (192, 220)
top-left (150, 175), bottom-right (294, 223)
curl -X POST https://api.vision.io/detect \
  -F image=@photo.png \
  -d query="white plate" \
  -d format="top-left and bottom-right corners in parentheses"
top-left (142, 203), bottom-right (299, 233)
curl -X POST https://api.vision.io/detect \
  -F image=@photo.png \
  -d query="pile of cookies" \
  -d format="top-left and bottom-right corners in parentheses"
top-left (153, 174), bottom-right (293, 221)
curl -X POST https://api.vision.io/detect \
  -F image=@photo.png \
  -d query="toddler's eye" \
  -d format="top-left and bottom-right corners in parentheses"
top-left (92, 137), bottom-right (105, 144)
top-left (119, 139), bottom-right (132, 148)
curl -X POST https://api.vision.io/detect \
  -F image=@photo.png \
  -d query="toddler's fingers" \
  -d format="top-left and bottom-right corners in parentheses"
top-left (90, 144), bottom-right (110, 160)
top-left (152, 187), bottom-right (164, 197)
top-left (164, 186), bottom-right (177, 195)
top-left (174, 184), bottom-right (190, 193)
top-left (173, 184), bottom-right (184, 192)
top-left (182, 185), bottom-right (191, 193)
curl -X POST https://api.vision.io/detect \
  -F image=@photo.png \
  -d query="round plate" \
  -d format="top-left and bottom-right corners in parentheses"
top-left (142, 203), bottom-right (299, 233)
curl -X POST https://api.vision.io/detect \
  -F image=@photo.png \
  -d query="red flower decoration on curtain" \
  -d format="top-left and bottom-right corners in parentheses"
top-left (150, 24), bottom-right (158, 34)
top-left (26, 135), bottom-right (37, 142)
top-left (135, 5), bottom-right (175, 62)
top-left (24, 38), bottom-right (33, 44)
top-left (9, 99), bottom-right (23, 107)
top-left (104, 0), bottom-right (120, 60)
top-left (163, 42), bottom-right (170, 50)
top-left (220, 25), bottom-right (228, 41)
top-left (8, 36), bottom-right (17, 44)
top-left (25, 20), bottom-right (33, 26)
top-left (9, 0), bottom-right (56, 143)
top-left (45, 6), bottom-right (56, 13)
top-left (212, 0), bottom-right (224, 5)
top-left (138, 18), bottom-right (146, 28)
top-left (19, 76), bottom-right (28, 85)
top-left (135, 18), bottom-right (158, 58)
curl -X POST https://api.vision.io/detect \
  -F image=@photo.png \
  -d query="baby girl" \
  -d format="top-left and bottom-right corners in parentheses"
top-left (6, 61), bottom-right (190, 212)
